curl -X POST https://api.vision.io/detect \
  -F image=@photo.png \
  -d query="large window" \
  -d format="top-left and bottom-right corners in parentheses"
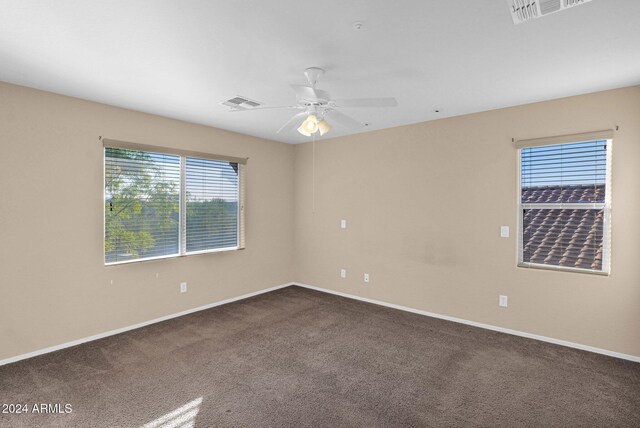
top-left (518, 133), bottom-right (612, 274)
top-left (104, 141), bottom-right (244, 265)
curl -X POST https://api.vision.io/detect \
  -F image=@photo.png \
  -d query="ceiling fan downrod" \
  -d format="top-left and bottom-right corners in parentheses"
top-left (304, 67), bottom-right (325, 88)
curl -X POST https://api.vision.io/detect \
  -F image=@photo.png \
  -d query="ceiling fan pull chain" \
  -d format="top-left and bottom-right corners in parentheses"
top-left (312, 132), bottom-right (316, 213)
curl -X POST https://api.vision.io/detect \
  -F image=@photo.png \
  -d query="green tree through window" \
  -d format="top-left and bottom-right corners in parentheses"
top-left (105, 148), bottom-right (180, 263)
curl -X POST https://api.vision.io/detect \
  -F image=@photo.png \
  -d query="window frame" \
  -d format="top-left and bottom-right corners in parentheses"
top-left (516, 138), bottom-right (612, 275)
top-left (103, 141), bottom-right (245, 266)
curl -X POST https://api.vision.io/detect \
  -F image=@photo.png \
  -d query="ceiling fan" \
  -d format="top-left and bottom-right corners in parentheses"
top-left (232, 67), bottom-right (398, 137)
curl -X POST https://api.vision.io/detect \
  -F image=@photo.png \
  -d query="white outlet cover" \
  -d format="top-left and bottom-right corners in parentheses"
top-left (340, 269), bottom-right (347, 278)
top-left (340, 219), bottom-right (347, 229)
top-left (364, 273), bottom-right (370, 283)
top-left (500, 226), bottom-right (510, 238)
top-left (499, 295), bottom-right (508, 307)
top-left (180, 282), bottom-right (188, 293)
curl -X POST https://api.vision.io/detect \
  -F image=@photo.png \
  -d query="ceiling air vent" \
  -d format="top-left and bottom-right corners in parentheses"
top-left (220, 96), bottom-right (262, 110)
top-left (507, 0), bottom-right (594, 24)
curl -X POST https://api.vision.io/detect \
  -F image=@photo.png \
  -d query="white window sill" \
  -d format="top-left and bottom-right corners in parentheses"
top-left (517, 262), bottom-right (610, 276)
top-left (105, 246), bottom-right (241, 266)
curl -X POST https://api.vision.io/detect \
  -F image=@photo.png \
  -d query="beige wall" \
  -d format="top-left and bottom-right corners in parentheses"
top-left (1, 82), bottom-right (638, 362)
top-left (0, 82), bottom-right (295, 360)
top-left (294, 86), bottom-right (640, 357)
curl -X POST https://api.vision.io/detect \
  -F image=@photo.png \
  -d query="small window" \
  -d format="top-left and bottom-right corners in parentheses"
top-left (105, 145), bottom-right (243, 265)
top-left (518, 138), bottom-right (612, 274)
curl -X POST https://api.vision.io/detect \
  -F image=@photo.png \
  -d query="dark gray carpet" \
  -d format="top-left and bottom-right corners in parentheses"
top-left (1, 286), bottom-right (639, 427)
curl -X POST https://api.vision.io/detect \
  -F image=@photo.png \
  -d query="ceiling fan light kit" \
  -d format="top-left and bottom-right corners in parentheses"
top-left (229, 67), bottom-right (398, 139)
top-left (296, 114), bottom-right (332, 137)
top-left (297, 114), bottom-right (318, 136)
top-left (317, 119), bottom-right (331, 136)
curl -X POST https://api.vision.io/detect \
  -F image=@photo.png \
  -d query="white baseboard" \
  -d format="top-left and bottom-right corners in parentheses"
top-left (0, 282), bottom-right (295, 367)
top-left (4, 281), bottom-right (638, 366)
top-left (294, 282), bottom-right (640, 363)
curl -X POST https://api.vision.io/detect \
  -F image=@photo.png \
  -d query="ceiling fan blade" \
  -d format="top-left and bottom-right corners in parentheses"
top-left (228, 105), bottom-right (300, 112)
top-left (333, 97), bottom-right (398, 108)
top-left (291, 85), bottom-right (318, 100)
top-left (277, 111), bottom-right (308, 134)
top-left (291, 85), bottom-right (330, 102)
top-left (325, 110), bottom-right (362, 130)
top-left (291, 85), bottom-right (320, 100)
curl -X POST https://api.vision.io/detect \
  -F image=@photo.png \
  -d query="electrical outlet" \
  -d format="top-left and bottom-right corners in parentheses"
top-left (340, 269), bottom-right (347, 278)
top-left (500, 226), bottom-right (510, 238)
top-left (499, 295), bottom-right (508, 308)
top-left (341, 219), bottom-right (347, 229)
top-left (364, 273), bottom-right (370, 283)
top-left (180, 282), bottom-right (188, 293)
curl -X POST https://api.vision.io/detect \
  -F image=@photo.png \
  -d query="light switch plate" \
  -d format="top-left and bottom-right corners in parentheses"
top-left (341, 219), bottom-right (347, 229)
top-left (500, 226), bottom-right (510, 238)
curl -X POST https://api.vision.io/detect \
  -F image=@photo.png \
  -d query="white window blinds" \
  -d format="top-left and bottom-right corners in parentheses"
top-left (518, 138), bottom-right (611, 274)
top-left (105, 148), bottom-right (181, 264)
top-left (104, 142), bottom-right (244, 265)
top-left (185, 158), bottom-right (239, 253)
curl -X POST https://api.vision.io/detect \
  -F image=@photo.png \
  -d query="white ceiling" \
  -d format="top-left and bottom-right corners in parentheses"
top-left (1, 0), bottom-right (639, 144)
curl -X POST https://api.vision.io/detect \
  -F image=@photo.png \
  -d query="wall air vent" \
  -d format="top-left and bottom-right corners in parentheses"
top-left (507, 0), bottom-right (594, 24)
top-left (220, 96), bottom-right (262, 110)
